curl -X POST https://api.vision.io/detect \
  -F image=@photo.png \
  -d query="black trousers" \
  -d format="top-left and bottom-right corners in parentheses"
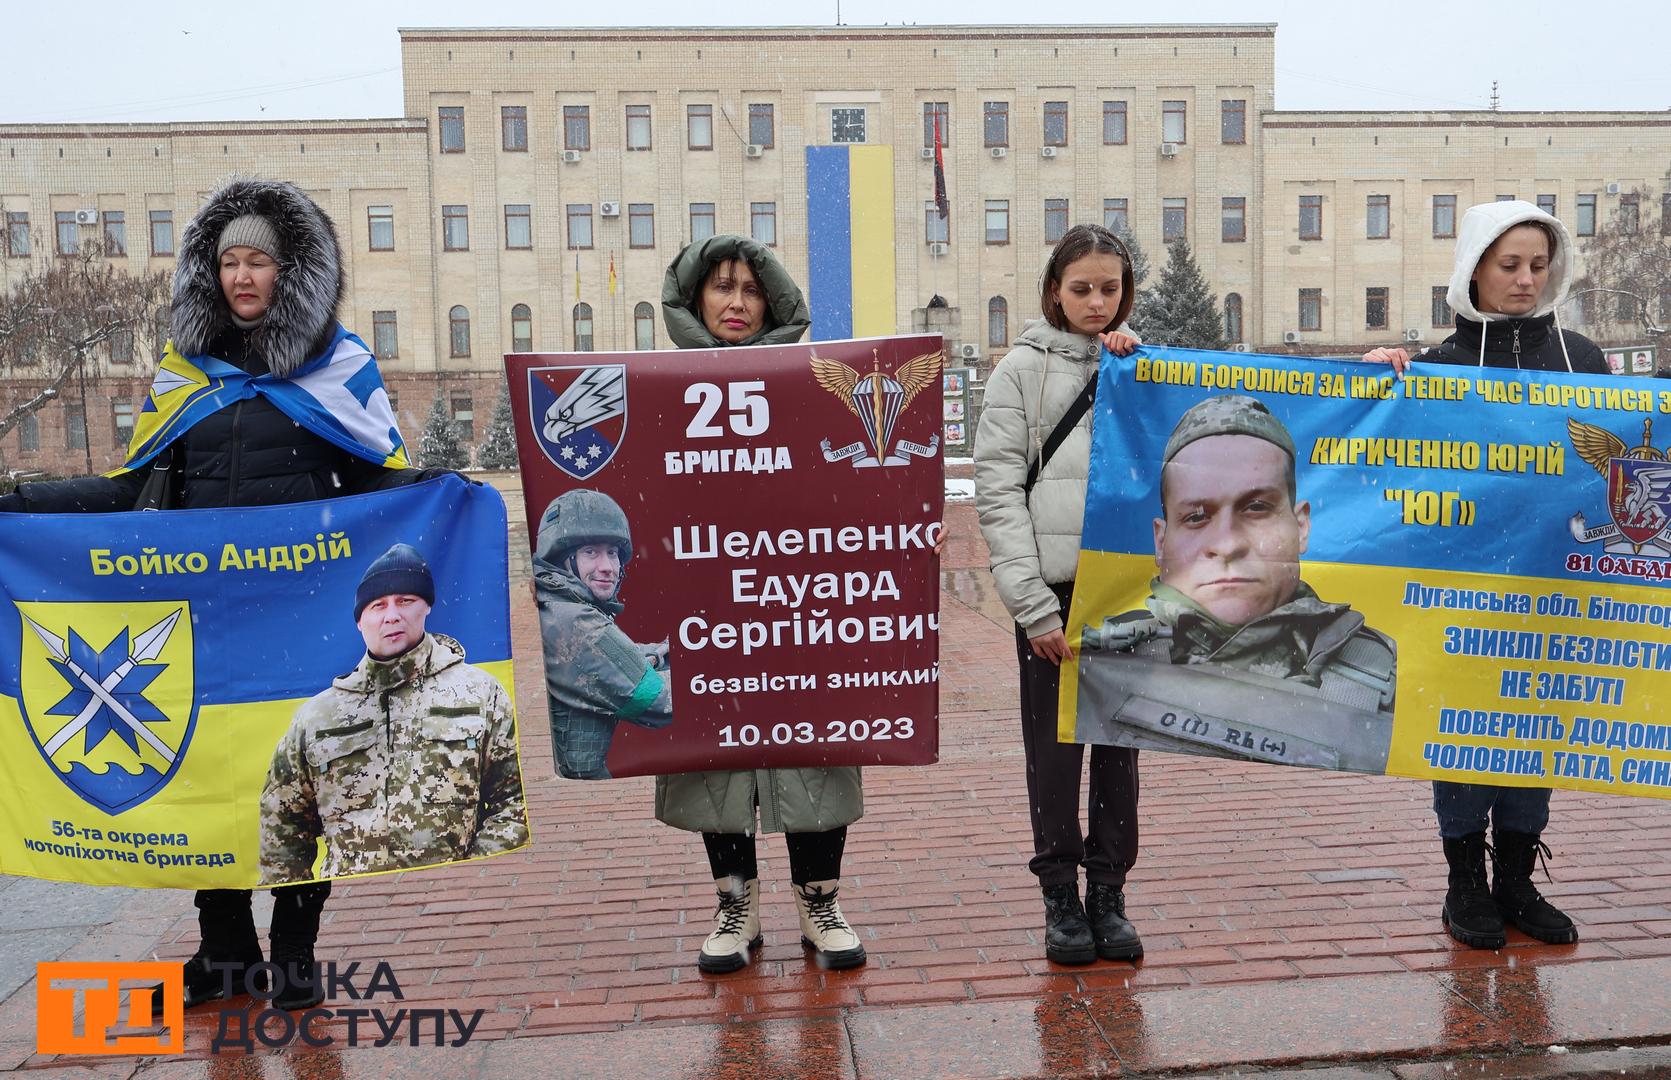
top-left (703, 828), bottom-right (847, 885)
top-left (195, 882), bottom-right (331, 944)
top-left (1015, 582), bottom-right (1140, 890)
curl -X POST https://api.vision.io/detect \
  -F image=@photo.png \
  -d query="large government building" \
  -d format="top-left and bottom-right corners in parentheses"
top-left (3, 23), bottom-right (1668, 469)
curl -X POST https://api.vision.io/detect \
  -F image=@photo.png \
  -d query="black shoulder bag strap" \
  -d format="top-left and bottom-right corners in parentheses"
top-left (133, 447), bottom-right (180, 512)
top-left (1024, 375), bottom-right (1098, 496)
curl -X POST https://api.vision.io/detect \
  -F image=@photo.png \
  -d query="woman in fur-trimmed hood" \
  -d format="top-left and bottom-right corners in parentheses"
top-left (0, 177), bottom-right (434, 1012)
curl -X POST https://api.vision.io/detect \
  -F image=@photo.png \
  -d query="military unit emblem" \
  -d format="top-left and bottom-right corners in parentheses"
top-left (528, 364), bottom-right (627, 480)
top-left (1568, 417), bottom-right (1671, 555)
top-left (17, 602), bottom-right (196, 814)
top-left (811, 349), bottom-right (945, 468)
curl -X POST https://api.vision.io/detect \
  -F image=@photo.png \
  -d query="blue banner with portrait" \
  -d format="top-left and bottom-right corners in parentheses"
top-left (1061, 346), bottom-right (1671, 799)
top-left (0, 475), bottom-right (528, 887)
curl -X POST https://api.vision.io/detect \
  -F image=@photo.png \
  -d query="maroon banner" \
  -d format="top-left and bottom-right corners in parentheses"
top-left (507, 335), bottom-right (944, 779)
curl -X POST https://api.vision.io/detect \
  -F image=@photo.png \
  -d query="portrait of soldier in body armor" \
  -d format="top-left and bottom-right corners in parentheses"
top-left (1076, 394), bottom-right (1398, 773)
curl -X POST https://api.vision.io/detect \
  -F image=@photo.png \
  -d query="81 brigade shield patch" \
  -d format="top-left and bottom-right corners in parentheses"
top-left (528, 364), bottom-right (627, 480)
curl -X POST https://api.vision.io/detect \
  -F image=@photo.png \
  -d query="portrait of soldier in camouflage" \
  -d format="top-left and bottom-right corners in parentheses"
top-left (533, 489), bottom-right (674, 780)
top-left (258, 543), bottom-right (529, 884)
top-left (1077, 393), bottom-right (1399, 773)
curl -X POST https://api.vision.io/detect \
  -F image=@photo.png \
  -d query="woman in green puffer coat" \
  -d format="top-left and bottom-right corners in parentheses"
top-left (657, 235), bottom-right (868, 974)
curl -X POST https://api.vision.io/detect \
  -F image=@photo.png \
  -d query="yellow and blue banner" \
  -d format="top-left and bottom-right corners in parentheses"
top-left (806, 144), bottom-right (896, 341)
top-left (0, 476), bottom-right (522, 886)
top-left (1063, 346), bottom-right (1671, 800)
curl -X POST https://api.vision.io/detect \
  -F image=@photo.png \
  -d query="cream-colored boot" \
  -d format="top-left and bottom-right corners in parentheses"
top-left (697, 877), bottom-right (760, 974)
top-left (793, 880), bottom-right (866, 969)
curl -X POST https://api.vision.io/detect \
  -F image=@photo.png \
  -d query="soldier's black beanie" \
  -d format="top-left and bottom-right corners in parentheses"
top-left (355, 543), bottom-right (435, 620)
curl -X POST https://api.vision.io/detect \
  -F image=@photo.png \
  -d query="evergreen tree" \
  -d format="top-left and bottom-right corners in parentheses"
top-left (474, 383), bottom-right (520, 470)
top-left (1113, 225), bottom-right (1151, 290)
top-left (1129, 238), bottom-right (1227, 349)
top-left (419, 390), bottom-right (469, 470)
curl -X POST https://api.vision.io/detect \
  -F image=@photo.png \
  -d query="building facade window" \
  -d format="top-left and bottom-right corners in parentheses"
top-left (687, 104), bottom-right (713, 150)
top-left (442, 205), bottom-right (469, 251)
top-left (1103, 101), bottom-right (1127, 145)
top-left (629, 203), bottom-right (655, 248)
top-left (451, 391), bottom-right (474, 440)
top-left (625, 104), bottom-right (653, 150)
top-left (830, 107), bottom-right (866, 143)
top-left (984, 199), bottom-right (1010, 244)
top-left (504, 204), bottom-right (532, 250)
top-left (1221, 197), bottom-right (1246, 242)
top-left (1577, 193), bottom-right (1597, 236)
top-left (1298, 288), bottom-right (1323, 332)
top-left (148, 210), bottom-right (172, 256)
top-left (5, 211), bottom-right (29, 257)
top-left (1367, 194), bottom-right (1390, 239)
top-left (110, 328), bottom-right (133, 364)
top-left (113, 401), bottom-right (134, 447)
top-left (925, 201), bottom-right (949, 245)
top-left (750, 201), bottom-right (777, 246)
top-left (1299, 195), bottom-right (1323, 240)
top-left (372, 310), bottom-right (397, 359)
top-left (1433, 194), bottom-right (1457, 239)
top-left (1224, 293), bottom-right (1243, 342)
top-left (563, 105), bottom-right (591, 151)
top-left (689, 203), bottom-right (715, 243)
top-left (1221, 100), bottom-right (1246, 144)
top-left (1620, 193), bottom-right (1641, 235)
top-left (1044, 198), bottom-right (1069, 243)
top-left (1104, 198), bottom-right (1128, 233)
top-left (634, 302), bottom-right (656, 350)
top-left (1432, 286), bottom-right (1453, 328)
top-left (1538, 194), bottom-right (1558, 218)
top-left (65, 403), bottom-right (86, 451)
top-left (501, 105), bottom-right (527, 151)
top-left (448, 305), bottom-right (471, 358)
top-left (511, 303), bottom-right (533, 352)
top-left (55, 211), bottom-right (78, 255)
top-left (368, 205), bottom-right (394, 251)
top-left (1366, 287), bottom-right (1389, 330)
top-left (17, 412), bottom-right (38, 453)
top-left (988, 296), bottom-right (1008, 347)
top-left (922, 101), bottom-right (949, 147)
top-left (748, 103), bottom-right (774, 148)
top-left (1042, 100), bottom-right (1069, 146)
top-left (1162, 198), bottom-right (1187, 243)
top-left (983, 101), bottom-right (1009, 147)
top-left (573, 303), bottom-right (594, 351)
top-left (439, 106), bottom-right (465, 153)
top-left (566, 204), bottom-right (593, 249)
top-left (102, 211), bottom-right (125, 256)
top-left (1161, 100), bottom-right (1187, 144)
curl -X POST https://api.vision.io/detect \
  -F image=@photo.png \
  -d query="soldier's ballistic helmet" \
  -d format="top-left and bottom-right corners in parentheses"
top-left (354, 543), bottom-right (435, 620)
top-left (1163, 394), bottom-right (1295, 465)
top-left (536, 489), bottom-right (633, 566)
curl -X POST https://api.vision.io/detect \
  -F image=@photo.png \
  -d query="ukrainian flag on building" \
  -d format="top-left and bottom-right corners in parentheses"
top-left (806, 145), bottom-right (898, 341)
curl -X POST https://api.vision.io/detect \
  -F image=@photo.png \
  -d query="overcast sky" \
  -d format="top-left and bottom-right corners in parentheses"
top-left (6, 0), bottom-right (1668, 124)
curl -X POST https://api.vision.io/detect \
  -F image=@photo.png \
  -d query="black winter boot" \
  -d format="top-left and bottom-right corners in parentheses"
top-left (1491, 830), bottom-right (1578, 945)
top-left (183, 890), bottom-right (265, 1008)
top-left (268, 881), bottom-right (330, 1010)
top-left (1441, 833), bottom-right (1505, 949)
top-left (1084, 883), bottom-right (1143, 960)
top-left (1041, 884), bottom-right (1096, 965)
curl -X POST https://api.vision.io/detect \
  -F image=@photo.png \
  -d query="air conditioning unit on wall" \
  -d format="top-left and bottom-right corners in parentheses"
top-left (1159, 142), bottom-right (1180, 158)
top-left (959, 343), bottom-right (980, 359)
top-left (599, 202), bottom-right (620, 217)
top-left (1605, 182), bottom-right (1622, 196)
top-left (1229, 343), bottom-right (1253, 353)
top-left (74, 209), bottom-right (99, 226)
top-left (990, 146), bottom-right (1007, 159)
top-left (745, 144), bottom-right (765, 158)
top-left (920, 147), bottom-right (934, 160)
top-left (1283, 330), bottom-right (1301, 344)
top-left (1040, 146), bottom-right (1058, 159)
top-left (927, 242), bottom-right (948, 256)
top-left (561, 150), bottom-right (582, 164)
top-left (1404, 328), bottom-right (1424, 342)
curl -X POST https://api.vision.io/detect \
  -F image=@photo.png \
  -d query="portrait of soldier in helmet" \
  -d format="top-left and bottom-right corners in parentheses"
top-left (533, 489), bottom-right (674, 780)
top-left (1075, 393), bottom-right (1398, 774)
top-left (258, 543), bottom-right (529, 885)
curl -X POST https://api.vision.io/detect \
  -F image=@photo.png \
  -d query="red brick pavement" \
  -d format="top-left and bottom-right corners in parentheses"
top-left (14, 498), bottom-right (1671, 1074)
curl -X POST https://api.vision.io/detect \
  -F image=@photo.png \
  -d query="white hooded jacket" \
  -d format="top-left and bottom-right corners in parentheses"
top-left (1443, 200), bottom-right (1578, 369)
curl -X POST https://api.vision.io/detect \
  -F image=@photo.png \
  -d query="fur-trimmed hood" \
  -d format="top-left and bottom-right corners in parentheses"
top-left (171, 177), bottom-right (344, 377)
top-left (661, 234), bottom-right (809, 349)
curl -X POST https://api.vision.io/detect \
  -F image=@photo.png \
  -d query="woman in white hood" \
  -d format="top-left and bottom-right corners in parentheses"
top-left (1366, 200), bottom-right (1596, 951)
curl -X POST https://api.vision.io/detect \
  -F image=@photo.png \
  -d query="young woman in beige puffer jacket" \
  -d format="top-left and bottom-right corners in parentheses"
top-left (974, 223), bottom-right (1144, 967)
